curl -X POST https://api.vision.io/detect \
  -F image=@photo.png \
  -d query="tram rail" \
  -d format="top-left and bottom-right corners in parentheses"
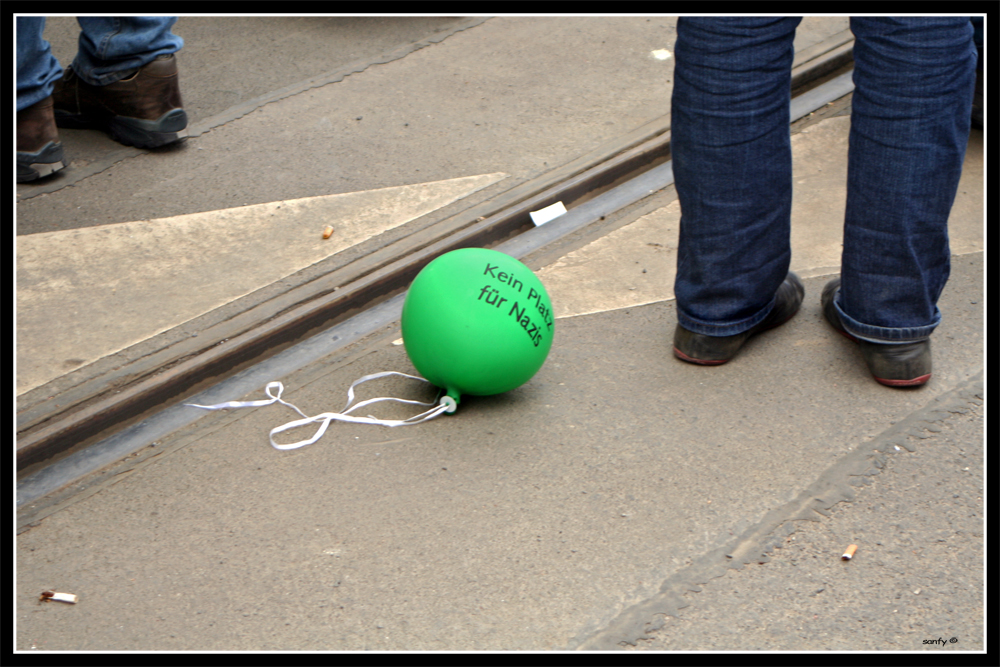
top-left (17, 30), bottom-right (855, 498)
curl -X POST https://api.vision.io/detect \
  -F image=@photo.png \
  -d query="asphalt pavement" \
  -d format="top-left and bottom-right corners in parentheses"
top-left (15, 16), bottom-right (984, 654)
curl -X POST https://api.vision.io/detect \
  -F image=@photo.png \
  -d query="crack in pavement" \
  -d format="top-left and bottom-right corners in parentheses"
top-left (569, 371), bottom-right (984, 650)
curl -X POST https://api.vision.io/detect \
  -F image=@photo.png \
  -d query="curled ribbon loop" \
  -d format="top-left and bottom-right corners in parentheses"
top-left (185, 372), bottom-right (455, 450)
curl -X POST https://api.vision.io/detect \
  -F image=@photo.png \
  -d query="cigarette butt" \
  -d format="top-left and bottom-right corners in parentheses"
top-left (322, 226), bottom-right (334, 239)
top-left (842, 544), bottom-right (858, 560)
top-left (40, 591), bottom-right (78, 604)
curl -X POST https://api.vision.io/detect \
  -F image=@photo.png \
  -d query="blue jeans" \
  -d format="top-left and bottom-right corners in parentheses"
top-left (671, 17), bottom-right (977, 343)
top-left (16, 17), bottom-right (183, 111)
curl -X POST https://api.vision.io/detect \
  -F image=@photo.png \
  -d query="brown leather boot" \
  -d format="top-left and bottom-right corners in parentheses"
top-left (53, 53), bottom-right (188, 149)
top-left (17, 96), bottom-right (66, 183)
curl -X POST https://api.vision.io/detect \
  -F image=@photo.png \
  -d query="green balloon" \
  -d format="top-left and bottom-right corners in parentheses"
top-left (401, 248), bottom-right (555, 405)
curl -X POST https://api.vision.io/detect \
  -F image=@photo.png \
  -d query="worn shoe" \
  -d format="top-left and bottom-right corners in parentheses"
top-left (673, 272), bottom-right (805, 365)
top-left (821, 278), bottom-right (931, 387)
top-left (52, 53), bottom-right (188, 149)
top-left (17, 96), bottom-right (66, 183)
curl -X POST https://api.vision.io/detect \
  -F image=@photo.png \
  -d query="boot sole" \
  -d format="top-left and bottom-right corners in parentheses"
top-left (672, 348), bottom-right (730, 366)
top-left (55, 108), bottom-right (188, 149)
top-left (17, 141), bottom-right (66, 183)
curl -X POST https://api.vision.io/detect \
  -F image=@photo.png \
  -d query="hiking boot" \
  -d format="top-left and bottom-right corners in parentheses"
top-left (821, 278), bottom-right (931, 387)
top-left (52, 53), bottom-right (188, 148)
top-left (17, 96), bottom-right (66, 183)
top-left (673, 271), bottom-right (805, 365)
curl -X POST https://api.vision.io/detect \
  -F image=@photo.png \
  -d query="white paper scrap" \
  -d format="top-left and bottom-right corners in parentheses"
top-left (529, 201), bottom-right (567, 226)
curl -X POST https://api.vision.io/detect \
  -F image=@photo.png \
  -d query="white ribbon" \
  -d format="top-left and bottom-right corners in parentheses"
top-left (185, 371), bottom-right (456, 450)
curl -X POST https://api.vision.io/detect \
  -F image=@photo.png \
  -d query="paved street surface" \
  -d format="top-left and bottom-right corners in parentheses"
top-left (16, 16), bottom-right (984, 653)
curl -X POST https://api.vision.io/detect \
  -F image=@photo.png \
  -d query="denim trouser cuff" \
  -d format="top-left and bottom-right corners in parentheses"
top-left (677, 295), bottom-right (776, 337)
top-left (16, 16), bottom-right (183, 101)
top-left (72, 50), bottom-right (179, 87)
top-left (834, 294), bottom-right (937, 344)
